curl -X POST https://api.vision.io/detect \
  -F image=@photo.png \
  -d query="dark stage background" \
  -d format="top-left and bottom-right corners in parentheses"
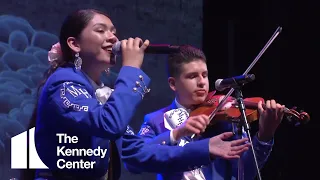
top-left (204, 0), bottom-right (318, 179)
top-left (0, 0), bottom-right (317, 179)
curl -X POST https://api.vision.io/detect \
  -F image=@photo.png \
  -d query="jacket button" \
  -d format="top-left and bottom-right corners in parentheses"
top-left (161, 141), bottom-right (166, 145)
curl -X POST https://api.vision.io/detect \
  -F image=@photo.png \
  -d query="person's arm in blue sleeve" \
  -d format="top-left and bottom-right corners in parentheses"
top-left (122, 133), bottom-right (211, 173)
top-left (136, 114), bottom-right (176, 145)
top-left (243, 133), bottom-right (274, 180)
top-left (122, 126), bottom-right (211, 174)
top-left (48, 66), bottom-right (150, 140)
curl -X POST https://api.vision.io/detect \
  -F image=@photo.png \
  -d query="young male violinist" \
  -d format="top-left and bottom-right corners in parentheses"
top-left (134, 45), bottom-right (285, 180)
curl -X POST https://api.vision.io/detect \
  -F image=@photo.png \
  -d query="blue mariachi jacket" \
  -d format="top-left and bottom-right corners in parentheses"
top-left (136, 100), bottom-right (274, 180)
top-left (34, 64), bottom-right (212, 180)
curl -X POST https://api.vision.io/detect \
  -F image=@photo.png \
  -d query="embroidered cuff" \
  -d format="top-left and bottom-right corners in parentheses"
top-left (118, 66), bottom-right (151, 99)
top-left (253, 132), bottom-right (274, 157)
top-left (256, 132), bottom-right (274, 146)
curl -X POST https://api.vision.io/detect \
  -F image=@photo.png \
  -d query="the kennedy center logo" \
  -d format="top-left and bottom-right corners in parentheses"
top-left (11, 127), bottom-right (108, 169)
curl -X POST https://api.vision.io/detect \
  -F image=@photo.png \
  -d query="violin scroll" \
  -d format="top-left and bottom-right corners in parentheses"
top-left (284, 107), bottom-right (310, 126)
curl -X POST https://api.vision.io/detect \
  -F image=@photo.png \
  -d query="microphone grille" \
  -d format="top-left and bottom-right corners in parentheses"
top-left (215, 79), bottom-right (224, 91)
top-left (112, 41), bottom-right (121, 55)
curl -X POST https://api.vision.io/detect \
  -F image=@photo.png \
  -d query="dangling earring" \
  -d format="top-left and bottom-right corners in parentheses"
top-left (74, 52), bottom-right (82, 70)
top-left (105, 68), bottom-right (110, 75)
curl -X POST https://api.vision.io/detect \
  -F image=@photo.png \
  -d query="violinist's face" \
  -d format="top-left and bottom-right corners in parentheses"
top-left (168, 59), bottom-right (209, 108)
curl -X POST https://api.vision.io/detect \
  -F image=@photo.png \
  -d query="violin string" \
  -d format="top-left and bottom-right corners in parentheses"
top-left (243, 101), bottom-right (292, 114)
top-left (284, 107), bottom-right (291, 113)
top-left (208, 89), bottom-right (234, 121)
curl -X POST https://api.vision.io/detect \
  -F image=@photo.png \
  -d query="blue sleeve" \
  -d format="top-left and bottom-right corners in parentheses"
top-left (242, 133), bottom-right (274, 179)
top-left (48, 66), bottom-right (150, 140)
top-left (137, 115), bottom-right (157, 139)
top-left (206, 123), bottom-right (273, 179)
top-left (121, 131), bottom-right (212, 174)
top-left (137, 115), bottom-right (173, 145)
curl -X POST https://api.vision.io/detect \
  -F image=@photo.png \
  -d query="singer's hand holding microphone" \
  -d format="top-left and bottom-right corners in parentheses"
top-left (113, 39), bottom-right (180, 69)
top-left (116, 37), bottom-right (149, 69)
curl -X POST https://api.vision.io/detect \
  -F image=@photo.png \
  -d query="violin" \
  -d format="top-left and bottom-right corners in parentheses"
top-left (190, 90), bottom-right (310, 126)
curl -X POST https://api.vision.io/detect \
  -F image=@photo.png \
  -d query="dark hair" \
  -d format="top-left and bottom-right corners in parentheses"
top-left (167, 45), bottom-right (206, 77)
top-left (20, 9), bottom-right (109, 180)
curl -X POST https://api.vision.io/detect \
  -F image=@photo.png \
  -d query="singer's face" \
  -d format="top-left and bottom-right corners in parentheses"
top-left (78, 13), bottom-right (118, 69)
top-left (171, 60), bottom-right (209, 106)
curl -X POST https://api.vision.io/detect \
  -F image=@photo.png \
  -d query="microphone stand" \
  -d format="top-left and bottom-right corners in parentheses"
top-left (233, 86), bottom-right (262, 180)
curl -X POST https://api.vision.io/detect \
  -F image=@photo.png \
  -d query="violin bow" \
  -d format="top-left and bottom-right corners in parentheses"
top-left (208, 26), bottom-right (283, 121)
top-left (203, 26), bottom-right (282, 180)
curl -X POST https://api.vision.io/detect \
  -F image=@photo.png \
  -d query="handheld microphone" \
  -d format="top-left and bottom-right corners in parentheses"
top-left (215, 74), bottom-right (255, 91)
top-left (112, 41), bottom-right (180, 55)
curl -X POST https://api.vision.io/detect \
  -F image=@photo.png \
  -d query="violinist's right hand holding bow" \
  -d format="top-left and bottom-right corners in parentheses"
top-left (172, 114), bottom-right (210, 141)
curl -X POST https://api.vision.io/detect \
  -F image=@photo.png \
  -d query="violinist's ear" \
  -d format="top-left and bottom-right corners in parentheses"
top-left (168, 77), bottom-right (176, 91)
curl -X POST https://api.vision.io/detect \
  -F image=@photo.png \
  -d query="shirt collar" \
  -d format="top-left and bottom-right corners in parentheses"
top-left (174, 98), bottom-right (191, 114)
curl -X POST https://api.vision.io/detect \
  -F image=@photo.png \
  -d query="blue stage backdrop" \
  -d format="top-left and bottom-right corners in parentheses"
top-left (0, 0), bottom-right (203, 179)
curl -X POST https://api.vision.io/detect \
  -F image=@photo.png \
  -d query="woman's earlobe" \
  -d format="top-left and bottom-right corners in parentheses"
top-left (66, 37), bottom-right (81, 53)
